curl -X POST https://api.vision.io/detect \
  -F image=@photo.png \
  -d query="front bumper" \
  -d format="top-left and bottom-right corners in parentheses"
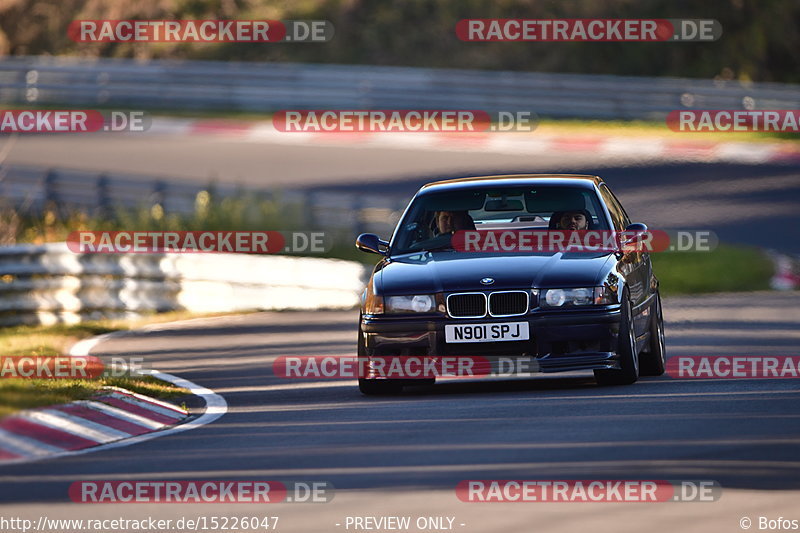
top-left (361, 307), bottom-right (622, 375)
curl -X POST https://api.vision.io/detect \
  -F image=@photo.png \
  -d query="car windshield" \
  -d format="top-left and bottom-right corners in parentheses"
top-left (392, 185), bottom-right (610, 254)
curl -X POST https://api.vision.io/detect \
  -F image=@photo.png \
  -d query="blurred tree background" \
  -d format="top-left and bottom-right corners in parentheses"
top-left (0, 0), bottom-right (797, 82)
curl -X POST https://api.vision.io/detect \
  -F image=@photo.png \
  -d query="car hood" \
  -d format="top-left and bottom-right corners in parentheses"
top-left (377, 251), bottom-right (614, 294)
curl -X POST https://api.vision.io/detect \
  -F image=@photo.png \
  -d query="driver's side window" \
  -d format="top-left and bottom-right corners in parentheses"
top-left (405, 211), bottom-right (437, 247)
top-left (599, 185), bottom-right (628, 231)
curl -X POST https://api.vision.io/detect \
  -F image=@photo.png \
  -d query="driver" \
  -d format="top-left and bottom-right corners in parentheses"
top-left (558, 210), bottom-right (590, 230)
top-left (434, 210), bottom-right (474, 234)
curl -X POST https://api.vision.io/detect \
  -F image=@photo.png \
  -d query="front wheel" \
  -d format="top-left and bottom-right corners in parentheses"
top-left (594, 292), bottom-right (639, 386)
top-left (357, 320), bottom-right (404, 395)
top-left (639, 291), bottom-right (666, 376)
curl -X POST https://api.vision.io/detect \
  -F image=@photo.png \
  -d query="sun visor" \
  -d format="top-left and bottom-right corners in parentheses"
top-left (421, 191), bottom-right (487, 211)
top-left (525, 188), bottom-right (589, 212)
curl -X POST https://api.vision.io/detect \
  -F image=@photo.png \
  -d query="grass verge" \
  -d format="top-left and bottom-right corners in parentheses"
top-left (0, 311), bottom-right (241, 417)
top-left (652, 244), bottom-right (775, 295)
top-left (0, 377), bottom-right (187, 418)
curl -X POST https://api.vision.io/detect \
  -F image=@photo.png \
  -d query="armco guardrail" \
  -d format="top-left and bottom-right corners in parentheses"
top-left (0, 163), bottom-right (406, 238)
top-left (0, 163), bottom-right (237, 214)
top-left (1, 56), bottom-right (798, 120)
top-left (0, 243), bottom-right (369, 326)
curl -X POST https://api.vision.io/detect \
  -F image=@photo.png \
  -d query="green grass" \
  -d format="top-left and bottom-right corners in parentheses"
top-left (7, 190), bottom-right (305, 244)
top-left (0, 311), bottom-right (248, 417)
top-left (0, 377), bottom-right (188, 418)
top-left (652, 244), bottom-right (775, 295)
top-left (2, 190), bottom-right (368, 263)
top-left (536, 118), bottom-right (799, 142)
top-left (0, 323), bottom-right (119, 357)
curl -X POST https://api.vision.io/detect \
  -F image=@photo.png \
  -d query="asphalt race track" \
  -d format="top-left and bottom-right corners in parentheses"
top-left (1, 133), bottom-right (799, 532)
top-left (1, 292), bottom-right (799, 532)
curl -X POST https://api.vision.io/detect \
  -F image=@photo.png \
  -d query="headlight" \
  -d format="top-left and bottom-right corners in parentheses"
top-left (385, 294), bottom-right (436, 314)
top-left (541, 287), bottom-right (616, 307)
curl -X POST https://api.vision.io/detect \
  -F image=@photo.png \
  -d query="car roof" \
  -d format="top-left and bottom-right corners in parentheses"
top-left (418, 174), bottom-right (603, 195)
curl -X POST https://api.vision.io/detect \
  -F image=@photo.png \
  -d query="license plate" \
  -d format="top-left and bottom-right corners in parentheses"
top-left (445, 322), bottom-right (529, 343)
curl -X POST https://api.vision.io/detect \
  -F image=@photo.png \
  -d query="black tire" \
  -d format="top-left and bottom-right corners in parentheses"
top-left (594, 291), bottom-right (639, 386)
top-left (639, 291), bottom-right (666, 376)
top-left (358, 378), bottom-right (403, 395)
top-left (356, 321), bottom-right (404, 395)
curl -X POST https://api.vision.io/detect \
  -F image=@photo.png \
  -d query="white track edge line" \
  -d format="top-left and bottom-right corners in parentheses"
top-left (101, 385), bottom-right (189, 414)
top-left (69, 332), bottom-right (119, 356)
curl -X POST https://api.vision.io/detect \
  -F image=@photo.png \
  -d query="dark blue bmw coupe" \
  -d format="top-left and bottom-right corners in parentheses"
top-left (355, 174), bottom-right (666, 394)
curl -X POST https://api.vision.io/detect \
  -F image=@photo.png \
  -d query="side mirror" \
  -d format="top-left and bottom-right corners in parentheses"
top-left (356, 233), bottom-right (389, 255)
top-left (620, 223), bottom-right (650, 251)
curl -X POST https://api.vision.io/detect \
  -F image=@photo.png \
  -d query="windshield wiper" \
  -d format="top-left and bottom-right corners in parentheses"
top-left (423, 244), bottom-right (454, 252)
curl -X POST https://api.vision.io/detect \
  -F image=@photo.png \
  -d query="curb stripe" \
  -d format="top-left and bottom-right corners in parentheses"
top-left (77, 400), bottom-right (166, 430)
top-left (22, 410), bottom-right (130, 443)
top-left (53, 404), bottom-right (153, 436)
top-left (0, 448), bottom-right (22, 460)
top-left (93, 396), bottom-right (183, 424)
top-left (0, 427), bottom-right (65, 456)
top-left (0, 418), bottom-right (97, 450)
